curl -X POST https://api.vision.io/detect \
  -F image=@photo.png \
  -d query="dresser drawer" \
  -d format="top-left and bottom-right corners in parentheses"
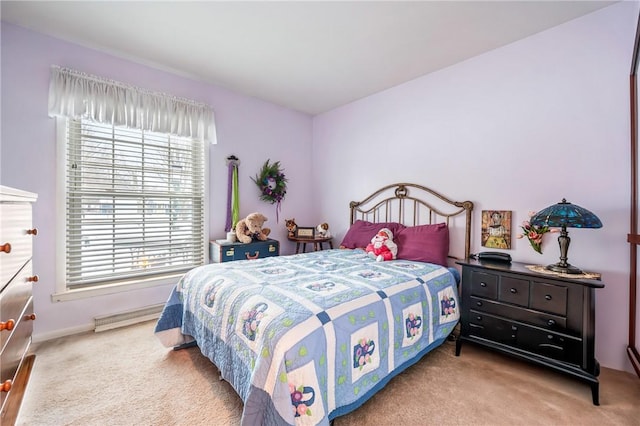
top-left (469, 310), bottom-right (582, 366)
top-left (0, 297), bottom-right (33, 412)
top-left (498, 276), bottom-right (529, 307)
top-left (531, 281), bottom-right (568, 316)
top-left (210, 239), bottom-right (280, 263)
top-left (468, 311), bottom-right (518, 345)
top-left (1, 261), bottom-right (33, 353)
top-left (515, 324), bottom-right (582, 366)
top-left (0, 203), bottom-right (33, 288)
top-left (470, 296), bottom-right (569, 334)
top-left (470, 270), bottom-right (498, 299)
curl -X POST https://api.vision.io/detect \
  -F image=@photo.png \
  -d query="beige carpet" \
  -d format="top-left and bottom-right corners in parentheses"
top-left (16, 320), bottom-right (640, 426)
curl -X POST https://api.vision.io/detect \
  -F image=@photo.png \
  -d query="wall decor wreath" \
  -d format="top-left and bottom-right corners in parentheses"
top-left (252, 159), bottom-right (287, 221)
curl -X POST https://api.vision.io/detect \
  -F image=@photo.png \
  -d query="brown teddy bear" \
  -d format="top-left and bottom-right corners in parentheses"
top-left (235, 212), bottom-right (271, 244)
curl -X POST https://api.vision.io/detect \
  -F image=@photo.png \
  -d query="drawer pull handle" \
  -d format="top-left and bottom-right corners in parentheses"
top-left (28, 275), bottom-right (39, 282)
top-left (1, 380), bottom-right (11, 393)
top-left (245, 251), bottom-right (260, 260)
top-left (510, 288), bottom-right (517, 294)
top-left (545, 294), bottom-right (552, 300)
top-left (25, 313), bottom-right (37, 321)
top-left (547, 319), bottom-right (556, 326)
top-left (0, 319), bottom-right (15, 331)
top-left (480, 282), bottom-right (487, 287)
top-left (27, 228), bottom-right (38, 235)
top-left (0, 243), bottom-right (11, 253)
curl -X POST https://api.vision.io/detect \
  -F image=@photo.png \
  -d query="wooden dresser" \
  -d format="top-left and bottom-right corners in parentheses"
top-left (1, 186), bottom-right (38, 425)
top-left (455, 258), bottom-right (604, 405)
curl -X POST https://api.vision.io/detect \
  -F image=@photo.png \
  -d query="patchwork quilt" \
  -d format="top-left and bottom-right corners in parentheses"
top-left (155, 248), bottom-right (460, 425)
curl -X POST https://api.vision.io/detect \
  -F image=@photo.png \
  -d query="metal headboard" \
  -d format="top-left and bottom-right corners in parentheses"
top-left (349, 183), bottom-right (474, 260)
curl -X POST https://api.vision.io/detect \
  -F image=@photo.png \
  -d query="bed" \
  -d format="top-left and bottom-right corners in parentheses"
top-left (155, 183), bottom-right (473, 425)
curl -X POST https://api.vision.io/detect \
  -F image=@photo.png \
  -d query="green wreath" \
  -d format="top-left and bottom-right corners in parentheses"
top-left (252, 159), bottom-right (287, 204)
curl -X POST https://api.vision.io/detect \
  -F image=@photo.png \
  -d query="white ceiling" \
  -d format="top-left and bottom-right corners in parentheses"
top-left (1, 1), bottom-right (616, 115)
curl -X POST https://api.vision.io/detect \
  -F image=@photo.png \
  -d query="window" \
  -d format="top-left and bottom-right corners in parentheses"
top-left (63, 118), bottom-right (205, 289)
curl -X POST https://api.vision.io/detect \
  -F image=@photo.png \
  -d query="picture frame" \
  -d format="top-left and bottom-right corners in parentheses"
top-left (481, 210), bottom-right (512, 249)
top-left (295, 226), bottom-right (315, 239)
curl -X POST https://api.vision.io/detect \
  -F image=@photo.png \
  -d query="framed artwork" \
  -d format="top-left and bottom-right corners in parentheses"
top-left (481, 210), bottom-right (512, 249)
top-left (295, 227), bottom-right (315, 239)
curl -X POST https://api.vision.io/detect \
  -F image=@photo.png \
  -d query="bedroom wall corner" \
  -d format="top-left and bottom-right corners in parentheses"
top-left (310, 1), bottom-right (640, 373)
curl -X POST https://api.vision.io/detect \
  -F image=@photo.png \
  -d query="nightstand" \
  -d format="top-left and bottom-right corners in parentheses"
top-left (455, 258), bottom-right (604, 405)
top-left (287, 236), bottom-right (333, 253)
top-left (210, 238), bottom-right (280, 263)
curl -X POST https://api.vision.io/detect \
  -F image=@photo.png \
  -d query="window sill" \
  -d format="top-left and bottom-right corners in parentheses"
top-left (52, 273), bottom-right (183, 302)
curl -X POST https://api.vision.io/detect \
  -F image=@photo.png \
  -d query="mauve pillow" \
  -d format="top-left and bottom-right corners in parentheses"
top-left (340, 220), bottom-right (407, 249)
top-left (396, 223), bottom-right (449, 266)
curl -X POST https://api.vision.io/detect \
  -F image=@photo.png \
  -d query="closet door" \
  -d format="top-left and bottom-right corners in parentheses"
top-left (628, 12), bottom-right (640, 378)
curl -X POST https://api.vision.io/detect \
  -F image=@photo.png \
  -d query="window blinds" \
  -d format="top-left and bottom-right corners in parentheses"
top-left (65, 119), bottom-right (205, 287)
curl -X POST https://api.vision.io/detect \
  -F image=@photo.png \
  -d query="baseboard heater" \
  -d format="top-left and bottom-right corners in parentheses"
top-left (94, 304), bottom-right (164, 332)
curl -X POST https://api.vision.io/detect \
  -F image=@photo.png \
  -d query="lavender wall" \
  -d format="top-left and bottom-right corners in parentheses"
top-left (0, 23), bottom-right (314, 339)
top-left (2, 2), bottom-right (639, 374)
top-left (312, 2), bottom-right (639, 373)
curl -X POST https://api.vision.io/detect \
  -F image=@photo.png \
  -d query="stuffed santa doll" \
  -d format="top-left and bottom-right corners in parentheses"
top-left (365, 228), bottom-right (398, 262)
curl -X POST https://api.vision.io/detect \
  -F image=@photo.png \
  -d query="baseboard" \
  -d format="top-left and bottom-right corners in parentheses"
top-left (31, 304), bottom-right (163, 343)
top-left (32, 323), bottom-right (94, 344)
top-left (94, 304), bottom-right (163, 332)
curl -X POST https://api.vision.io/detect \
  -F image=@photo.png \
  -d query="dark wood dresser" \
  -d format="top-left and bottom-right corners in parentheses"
top-left (210, 238), bottom-right (280, 263)
top-left (456, 258), bottom-right (604, 405)
top-left (1, 186), bottom-right (38, 425)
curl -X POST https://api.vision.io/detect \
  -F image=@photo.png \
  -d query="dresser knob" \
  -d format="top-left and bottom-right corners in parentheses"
top-left (510, 288), bottom-right (517, 294)
top-left (547, 319), bottom-right (556, 326)
top-left (511, 325), bottom-right (518, 331)
top-left (545, 294), bottom-right (552, 300)
top-left (1, 380), bottom-right (11, 392)
top-left (0, 243), bottom-right (11, 253)
top-left (476, 316), bottom-right (482, 321)
top-left (24, 313), bottom-right (37, 321)
top-left (27, 228), bottom-right (38, 235)
top-left (476, 301), bottom-right (482, 307)
top-left (0, 319), bottom-right (15, 331)
top-left (28, 275), bottom-right (39, 282)
top-left (547, 334), bottom-right (554, 340)
top-left (480, 282), bottom-right (487, 287)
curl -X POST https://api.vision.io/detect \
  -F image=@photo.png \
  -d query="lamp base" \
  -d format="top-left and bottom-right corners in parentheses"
top-left (545, 263), bottom-right (583, 275)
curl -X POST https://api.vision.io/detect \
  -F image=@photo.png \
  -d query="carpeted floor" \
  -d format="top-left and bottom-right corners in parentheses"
top-left (16, 320), bottom-right (640, 425)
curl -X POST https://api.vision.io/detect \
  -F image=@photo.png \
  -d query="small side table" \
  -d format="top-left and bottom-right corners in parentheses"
top-left (288, 236), bottom-right (333, 253)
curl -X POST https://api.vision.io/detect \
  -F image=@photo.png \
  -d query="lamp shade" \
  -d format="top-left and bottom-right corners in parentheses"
top-left (530, 199), bottom-right (602, 229)
top-left (529, 199), bottom-right (602, 275)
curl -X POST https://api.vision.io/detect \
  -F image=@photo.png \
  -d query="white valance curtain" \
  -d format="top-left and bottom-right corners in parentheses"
top-left (48, 65), bottom-right (217, 144)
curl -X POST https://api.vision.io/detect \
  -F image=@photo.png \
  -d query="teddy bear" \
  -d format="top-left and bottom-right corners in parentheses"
top-left (235, 212), bottom-right (271, 244)
top-left (285, 218), bottom-right (297, 237)
top-left (316, 222), bottom-right (331, 238)
top-left (365, 227), bottom-right (398, 262)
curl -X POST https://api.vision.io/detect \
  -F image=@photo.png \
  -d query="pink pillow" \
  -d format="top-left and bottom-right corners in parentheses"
top-left (396, 223), bottom-right (449, 266)
top-left (340, 220), bottom-right (406, 249)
